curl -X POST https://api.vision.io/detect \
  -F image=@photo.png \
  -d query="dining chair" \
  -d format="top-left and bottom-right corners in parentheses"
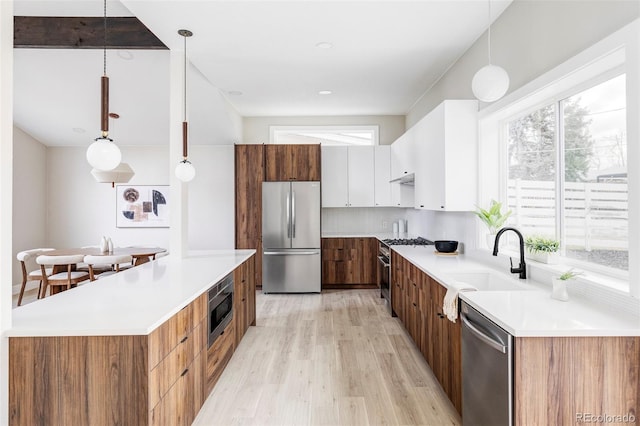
top-left (84, 254), bottom-right (133, 281)
top-left (16, 248), bottom-right (55, 305)
top-left (36, 254), bottom-right (90, 298)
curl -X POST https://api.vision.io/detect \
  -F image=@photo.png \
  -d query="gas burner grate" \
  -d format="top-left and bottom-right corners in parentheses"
top-left (382, 237), bottom-right (434, 246)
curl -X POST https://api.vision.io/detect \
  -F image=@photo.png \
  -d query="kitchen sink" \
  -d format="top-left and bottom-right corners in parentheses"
top-left (445, 271), bottom-right (532, 291)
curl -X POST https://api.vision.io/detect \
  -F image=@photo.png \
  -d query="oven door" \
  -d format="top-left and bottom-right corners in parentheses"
top-left (208, 282), bottom-right (233, 347)
top-left (378, 254), bottom-right (390, 300)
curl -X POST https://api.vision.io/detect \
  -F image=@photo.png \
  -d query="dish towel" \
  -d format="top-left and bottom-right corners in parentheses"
top-left (443, 281), bottom-right (477, 322)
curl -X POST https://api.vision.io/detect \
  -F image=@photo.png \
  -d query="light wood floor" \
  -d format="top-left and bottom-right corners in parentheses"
top-left (194, 289), bottom-right (461, 426)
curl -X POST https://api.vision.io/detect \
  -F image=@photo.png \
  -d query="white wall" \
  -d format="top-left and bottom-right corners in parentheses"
top-left (187, 145), bottom-right (235, 250)
top-left (407, 0), bottom-right (640, 128)
top-left (1, 1), bottom-right (13, 422)
top-left (322, 207), bottom-right (407, 235)
top-left (12, 126), bottom-right (47, 287)
top-left (243, 115), bottom-right (405, 145)
top-left (45, 145), bottom-right (235, 255)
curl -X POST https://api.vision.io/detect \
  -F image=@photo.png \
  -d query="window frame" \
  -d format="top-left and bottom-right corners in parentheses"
top-left (269, 125), bottom-right (380, 146)
top-left (477, 19), bottom-right (639, 297)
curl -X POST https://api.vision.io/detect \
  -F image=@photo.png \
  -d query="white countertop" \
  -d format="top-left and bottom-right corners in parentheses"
top-left (7, 250), bottom-right (255, 337)
top-left (391, 246), bottom-right (640, 337)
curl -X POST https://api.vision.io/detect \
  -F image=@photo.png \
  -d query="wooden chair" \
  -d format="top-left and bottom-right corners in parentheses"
top-left (36, 254), bottom-right (90, 298)
top-left (16, 248), bottom-right (55, 305)
top-left (84, 254), bottom-right (133, 281)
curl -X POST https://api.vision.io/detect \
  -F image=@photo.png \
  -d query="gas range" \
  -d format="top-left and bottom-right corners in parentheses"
top-left (381, 236), bottom-right (434, 246)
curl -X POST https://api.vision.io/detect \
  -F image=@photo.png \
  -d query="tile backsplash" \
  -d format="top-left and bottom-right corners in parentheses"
top-left (321, 207), bottom-right (408, 234)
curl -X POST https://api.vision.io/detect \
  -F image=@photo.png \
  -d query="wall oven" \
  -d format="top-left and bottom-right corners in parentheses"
top-left (377, 241), bottom-right (391, 309)
top-left (208, 273), bottom-right (234, 348)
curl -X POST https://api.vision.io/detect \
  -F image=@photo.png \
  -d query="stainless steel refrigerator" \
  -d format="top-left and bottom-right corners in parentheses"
top-left (262, 181), bottom-right (321, 293)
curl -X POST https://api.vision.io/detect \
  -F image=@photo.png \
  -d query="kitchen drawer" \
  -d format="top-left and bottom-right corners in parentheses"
top-left (148, 294), bottom-right (206, 369)
top-left (149, 320), bottom-right (204, 409)
top-left (206, 319), bottom-right (235, 394)
top-left (150, 352), bottom-right (204, 426)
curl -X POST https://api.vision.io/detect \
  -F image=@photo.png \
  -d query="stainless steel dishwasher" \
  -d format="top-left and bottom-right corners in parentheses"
top-left (460, 300), bottom-right (513, 426)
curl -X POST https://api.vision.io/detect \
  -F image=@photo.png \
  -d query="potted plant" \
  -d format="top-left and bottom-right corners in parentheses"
top-left (524, 235), bottom-right (560, 264)
top-left (551, 269), bottom-right (582, 301)
top-left (474, 200), bottom-right (512, 248)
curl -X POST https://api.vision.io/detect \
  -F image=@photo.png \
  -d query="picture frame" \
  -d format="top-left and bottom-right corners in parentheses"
top-left (116, 185), bottom-right (169, 228)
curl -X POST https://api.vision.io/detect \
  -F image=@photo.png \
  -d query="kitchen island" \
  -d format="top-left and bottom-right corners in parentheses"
top-left (7, 250), bottom-right (255, 426)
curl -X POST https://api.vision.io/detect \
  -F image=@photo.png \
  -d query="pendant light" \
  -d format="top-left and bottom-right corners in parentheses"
top-left (86, 0), bottom-right (122, 171)
top-left (471, 0), bottom-right (510, 103)
top-left (175, 29), bottom-right (196, 182)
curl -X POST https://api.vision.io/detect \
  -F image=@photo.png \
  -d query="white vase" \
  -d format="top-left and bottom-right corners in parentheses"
top-left (100, 236), bottom-right (109, 253)
top-left (551, 278), bottom-right (569, 301)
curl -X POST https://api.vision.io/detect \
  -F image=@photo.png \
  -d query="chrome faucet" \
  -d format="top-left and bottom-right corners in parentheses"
top-left (492, 227), bottom-right (527, 279)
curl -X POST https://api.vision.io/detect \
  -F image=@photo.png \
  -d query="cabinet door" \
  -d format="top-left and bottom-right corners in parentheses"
top-left (233, 261), bottom-right (248, 346)
top-left (265, 144), bottom-right (321, 181)
top-left (374, 146), bottom-right (392, 206)
top-left (347, 147), bottom-right (375, 207)
top-left (321, 146), bottom-right (349, 207)
top-left (235, 145), bottom-right (263, 286)
top-left (247, 255), bottom-right (256, 327)
top-left (415, 105), bottom-right (445, 210)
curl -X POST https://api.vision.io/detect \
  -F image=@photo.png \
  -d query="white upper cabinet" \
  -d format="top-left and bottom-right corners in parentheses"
top-left (321, 146), bottom-right (349, 207)
top-left (374, 146), bottom-right (392, 206)
top-left (321, 146), bottom-right (375, 207)
top-left (390, 130), bottom-right (415, 181)
top-left (413, 100), bottom-right (478, 211)
top-left (347, 147), bottom-right (375, 207)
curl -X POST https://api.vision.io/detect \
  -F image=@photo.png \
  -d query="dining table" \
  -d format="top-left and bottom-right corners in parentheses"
top-left (40, 247), bottom-right (167, 295)
top-left (45, 246), bottom-right (167, 266)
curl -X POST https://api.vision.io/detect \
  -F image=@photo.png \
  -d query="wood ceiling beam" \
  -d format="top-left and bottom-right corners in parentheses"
top-left (14, 16), bottom-right (168, 49)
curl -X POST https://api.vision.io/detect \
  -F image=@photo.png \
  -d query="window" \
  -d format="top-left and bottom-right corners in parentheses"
top-left (506, 74), bottom-right (628, 273)
top-left (270, 125), bottom-right (379, 146)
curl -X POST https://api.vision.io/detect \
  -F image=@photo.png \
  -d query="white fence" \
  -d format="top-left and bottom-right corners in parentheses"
top-left (507, 179), bottom-right (628, 251)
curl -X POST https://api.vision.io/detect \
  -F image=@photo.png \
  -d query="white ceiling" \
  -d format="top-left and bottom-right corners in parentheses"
top-left (13, 0), bottom-right (512, 146)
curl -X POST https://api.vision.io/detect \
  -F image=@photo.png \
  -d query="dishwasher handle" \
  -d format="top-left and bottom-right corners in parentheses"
top-left (461, 311), bottom-right (508, 354)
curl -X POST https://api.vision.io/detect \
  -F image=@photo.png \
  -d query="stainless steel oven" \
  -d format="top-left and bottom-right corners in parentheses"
top-left (377, 241), bottom-right (391, 310)
top-left (208, 273), bottom-right (233, 348)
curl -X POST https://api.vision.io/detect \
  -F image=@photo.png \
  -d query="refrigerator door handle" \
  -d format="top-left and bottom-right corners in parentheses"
top-left (264, 250), bottom-right (320, 256)
top-left (286, 191), bottom-right (291, 238)
top-left (292, 190), bottom-right (296, 238)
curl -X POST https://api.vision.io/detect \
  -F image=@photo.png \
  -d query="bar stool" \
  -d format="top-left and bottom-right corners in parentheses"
top-left (84, 254), bottom-right (133, 281)
top-left (36, 254), bottom-right (90, 298)
top-left (16, 248), bottom-right (55, 305)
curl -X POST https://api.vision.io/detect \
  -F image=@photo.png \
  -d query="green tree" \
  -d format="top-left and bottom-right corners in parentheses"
top-left (508, 98), bottom-right (594, 182)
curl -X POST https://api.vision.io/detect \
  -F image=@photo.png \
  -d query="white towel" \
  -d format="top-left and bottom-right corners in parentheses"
top-left (443, 281), bottom-right (477, 322)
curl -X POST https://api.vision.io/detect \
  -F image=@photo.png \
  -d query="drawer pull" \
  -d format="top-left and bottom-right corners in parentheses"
top-left (180, 336), bottom-right (188, 344)
top-left (181, 368), bottom-right (189, 377)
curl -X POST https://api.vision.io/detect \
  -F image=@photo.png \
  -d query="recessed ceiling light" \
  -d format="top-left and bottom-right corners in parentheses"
top-left (117, 50), bottom-right (134, 60)
top-left (228, 90), bottom-right (243, 96)
top-left (315, 42), bottom-right (333, 49)
top-left (318, 90), bottom-right (332, 95)
top-left (72, 127), bottom-right (86, 134)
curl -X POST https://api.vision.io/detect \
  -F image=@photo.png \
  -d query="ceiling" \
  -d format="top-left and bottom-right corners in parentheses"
top-left (13, 0), bottom-right (511, 147)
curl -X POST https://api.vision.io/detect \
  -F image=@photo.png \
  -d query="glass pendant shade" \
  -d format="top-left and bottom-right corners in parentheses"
top-left (86, 137), bottom-right (122, 171)
top-left (472, 64), bottom-right (510, 102)
top-left (91, 162), bottom-right (134, 185)
top-left (175, 160), bottom-right (196, 182)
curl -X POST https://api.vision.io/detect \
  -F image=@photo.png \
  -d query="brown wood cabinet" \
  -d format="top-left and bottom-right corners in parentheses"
top-left (264, 144), bottom-right (321, 181)
top-left (321, 237), bottom-right (377, 287)
top-left (234, 255), bottom-right (256, 346)
top-left (9, 256), bottom-right (258, 426)
top-left (9, 293), bottom-right (207, 426)
top-left (514, 336), bottom-right (640, 425)
top-left (235, 144), bottom-right (264, 286)
top-left (390, 252), bottom-right (461, 414)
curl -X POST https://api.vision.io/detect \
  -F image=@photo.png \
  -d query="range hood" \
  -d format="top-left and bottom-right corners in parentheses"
top-left (389, 173), bottom-right (415, 185)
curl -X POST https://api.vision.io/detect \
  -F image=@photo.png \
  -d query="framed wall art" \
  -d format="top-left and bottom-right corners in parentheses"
top-left (116, 185), bottom-right (169, 228)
